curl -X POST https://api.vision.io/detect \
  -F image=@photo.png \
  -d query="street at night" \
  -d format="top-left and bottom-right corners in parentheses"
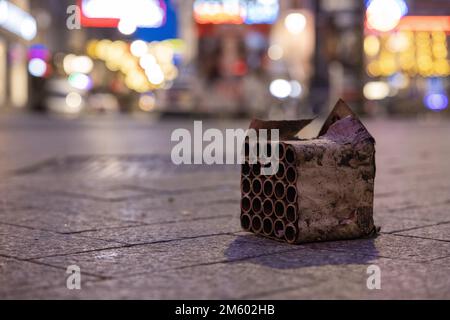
top-left (0, 0), bottom-right (449, 305)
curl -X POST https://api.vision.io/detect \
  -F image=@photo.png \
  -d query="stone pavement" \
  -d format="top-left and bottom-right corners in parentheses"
top-left (0, 114), bottom-right (449, 299)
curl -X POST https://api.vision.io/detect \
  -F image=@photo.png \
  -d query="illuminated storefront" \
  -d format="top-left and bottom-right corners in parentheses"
top-left (193, 0), bottom-right (281, 114)
top-left (0, 0), bottom-right (36, 108)
top-left (363, 0), bottom-right (449, 112)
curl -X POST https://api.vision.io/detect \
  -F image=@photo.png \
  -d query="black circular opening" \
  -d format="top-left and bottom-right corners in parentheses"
top-left (275, 200), bottom-right (285, 218)
top-left (241, 214), bottom-right (251, 231)
top-left (252, 197), bottom-right (262, 213)
top-left (252, 215), bottom-right (262, 233)
top-left (285, 146), bottom-right (296, 164)
top-left (274, 182), bottom-right (285, 199)
top-left (242, 162), bottom-right (250, 176)
top-left (251, 163), bottom-right (261, 176)
top-left (286, 186), bottom-right (297, 203)
top-left (286, 205), bottom-right (297, 223)
top-left (242, 178), bottom-right (251, 194)
top-left (252, 179), bottom-right (262, 195)
top-left (263, 180), bottom-right (273, 197)
top-left (241, 196), bottom-right (251, 212)
top-left (285, 225), bottom-right (297, 243)
top-left (263, 218), bottom-right (273, 235)
top-left (263, 199), bottom-right (273, 216)
top-left (286, 166), bottom-right (297, 184)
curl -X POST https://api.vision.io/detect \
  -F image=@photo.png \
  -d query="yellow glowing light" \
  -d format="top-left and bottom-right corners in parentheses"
top-left (364, 36), bottom-right (380, 57)
top-left (387, 33), bottom-right (410, 52)
top-left (416, 32), bottom-right (430, 40)
top-left (432, 44), bottom-right (448, 59)
top-left (417, 55), bottom-right (433, 70)
top-left (154, 44), bottom-right (174, 64)
top-left (95, 40), bottom-right (112, 60)
top-left (432, 31), bottom-right (446, 42)
top-left (379, 57), bottom-right (397, 76)
top-left (120, 58), bottom-right (138, 74)
top-left (367, 61), bottom-right (381, 77)
top-left (160, 64), bottom-right (178, 81)
top-left (400, 56), bottom-right (415, 70)
top-left (433, 59), bottom-right (450, 75)
top-left (87, 40), bottom-right (98, 58)
top-left (268, 44), bottom-right (284, 60)
top-left (106, 41), bottom-right (127, 62)
top-left (105, 60), bottom-right (120, 72)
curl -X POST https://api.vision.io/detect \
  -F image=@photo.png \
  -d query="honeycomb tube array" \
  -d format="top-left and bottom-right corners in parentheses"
top-left (240, 141), bottom-right (299, 243)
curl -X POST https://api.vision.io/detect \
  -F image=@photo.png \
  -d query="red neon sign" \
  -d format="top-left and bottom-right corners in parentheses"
top-left (79, 0), bottom-right (167, 28)
top-left (396, 16), bottom-right (450, 32)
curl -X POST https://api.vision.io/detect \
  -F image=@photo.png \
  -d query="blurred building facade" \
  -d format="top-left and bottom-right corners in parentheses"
top-left (0, 0), bottom-right (449, 117)
top-left (0, 0), bottom-right (36, 109)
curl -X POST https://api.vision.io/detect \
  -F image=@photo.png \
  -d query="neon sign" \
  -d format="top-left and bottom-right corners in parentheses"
top-left (79, 0), bottom-right (166, 28)
top-left (194, 0), bottom-right (279, 25)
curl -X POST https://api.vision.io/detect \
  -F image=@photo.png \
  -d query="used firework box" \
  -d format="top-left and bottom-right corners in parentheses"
top-left (240, 99), bottom-right (378, 244)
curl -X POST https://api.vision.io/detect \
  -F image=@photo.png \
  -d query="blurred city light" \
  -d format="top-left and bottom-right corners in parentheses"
top-left (130, 40), bottom-right (148, 57)
top-left (28, 58), bottom-right (46, 77)
top-left (363, 81), bottom-right (390, 100)
top-left (65, 92), bottom-right (84, 112)
top-left (118, 19), bottom-right (137, 35)
top-left (193, 0), bottom-right (279, 25)
top-left (63, 55), bottom-right (94, 74)
top-left (80, 0), bottom-right (166, 28)
top-left (68, 73), bottom-right (93, 90)
top-left (28, 44), bottom-right (50, 61)
top-left (364, 31), bottom-right (449, 78)
top-left (289, 80), bottom-right (302, 98)
top-left (138, 93), bottom-right (156, 111)
top-left (425, 93), bottom-right (448, 111)
top-left (0, 0), bottom-right (37, 40)
top-left (270, 79), bottom-right (291, 99)
top-left (366, 0), bottom-right (405, 32)
top-left (364, 35), bottom-right (380, 57)
top-left (0, 0), bottom-right (447, 116)
top-left (267, 44), bottom-right (283, 61)
top-left (284, 13), bottom-right (306, 35)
